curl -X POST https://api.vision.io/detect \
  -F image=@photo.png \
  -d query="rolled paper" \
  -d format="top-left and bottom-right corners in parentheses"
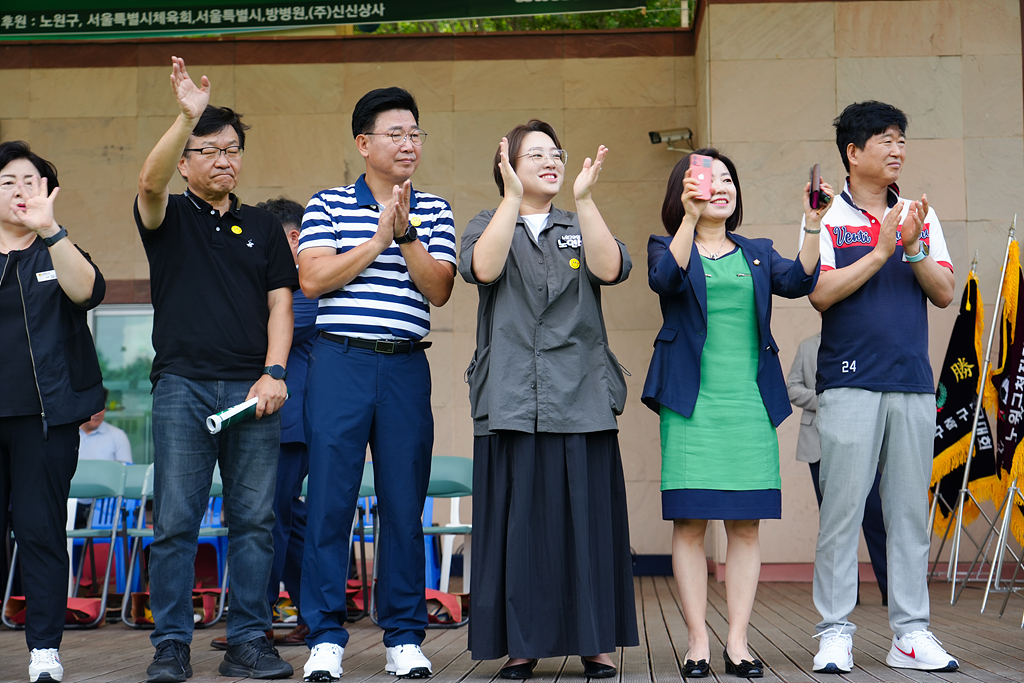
top-left (206, 397), bottom-right (259, 434)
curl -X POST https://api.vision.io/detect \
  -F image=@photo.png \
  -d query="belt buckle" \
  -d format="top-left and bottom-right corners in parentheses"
top-left (374, 340), bottom-right (396, 354)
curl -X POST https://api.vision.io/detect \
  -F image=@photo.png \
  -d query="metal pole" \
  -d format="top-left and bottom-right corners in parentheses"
top-left (982, 483), bottom-right (1017, 612)
top-left (951, 220), bottom-right (1016, 603)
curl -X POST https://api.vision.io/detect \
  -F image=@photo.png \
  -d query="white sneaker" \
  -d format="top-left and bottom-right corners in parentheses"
top-left (813, 627), bottom-right (853, 673)
top-left (385, 644), bottom-right (432, 678)
top-left (29, 648), bottom-right (63, 682)
top-left (886, 631), bottom-right (959, 671)
top-left (304, 643), bottom-right (344, 682)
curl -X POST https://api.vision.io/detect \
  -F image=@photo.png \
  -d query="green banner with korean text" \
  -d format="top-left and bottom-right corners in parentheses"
top-left (0, 1), bottom-right (646, 40)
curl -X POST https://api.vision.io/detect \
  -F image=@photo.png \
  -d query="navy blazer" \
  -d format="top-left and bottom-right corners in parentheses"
top-left (641, 232), bottom-right (818, 427)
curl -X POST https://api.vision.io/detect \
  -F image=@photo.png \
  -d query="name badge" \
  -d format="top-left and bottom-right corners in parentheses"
top-left (36, 270), bottom-right (57, 282)
top-left (557, 234), bottom-right (582, 249)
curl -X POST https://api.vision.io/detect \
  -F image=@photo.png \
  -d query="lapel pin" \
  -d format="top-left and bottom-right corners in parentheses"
top-left (753, 259), bottom-right (761, 266)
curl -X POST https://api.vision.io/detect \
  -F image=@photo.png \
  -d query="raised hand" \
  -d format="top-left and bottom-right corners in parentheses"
top-left (13, 176), bottom-right (59, 235)
top-left (680, 167), bottom-right (708, 223)
top-left (170, 56), bottom-right (210, 121)
top-left (804, 179), bottom-right (835, 224)
top-left (573, 145), bottom-right (608, 202)
top-left (498, 137), bottom-right (523, 200)
top-left (874, 200), bottom-right (905, 260)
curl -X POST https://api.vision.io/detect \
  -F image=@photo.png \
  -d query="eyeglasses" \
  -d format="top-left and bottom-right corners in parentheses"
top-left (366, 130), bottom-right (427, 146)
top-left (184, 145), bottom-right (244, 160)
top-left (518, 148), bottom-right (568, 165)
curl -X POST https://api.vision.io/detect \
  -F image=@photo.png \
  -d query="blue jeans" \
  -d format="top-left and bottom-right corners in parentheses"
top-left (301, 336), bottom-right (432, 649)
top-left (149, 373), bottom-right (279, 647)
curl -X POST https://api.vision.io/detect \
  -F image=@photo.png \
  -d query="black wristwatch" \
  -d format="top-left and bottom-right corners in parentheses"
top-left (263, 364), bottom-right (287, 381)
top-left (42, 226), bottom-right (68, 248)
top-left (394, 224), bottom-right (418, 245)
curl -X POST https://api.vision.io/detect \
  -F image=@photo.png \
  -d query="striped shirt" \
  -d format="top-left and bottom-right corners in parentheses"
top-left (298, 174), bottom-right (457, 340)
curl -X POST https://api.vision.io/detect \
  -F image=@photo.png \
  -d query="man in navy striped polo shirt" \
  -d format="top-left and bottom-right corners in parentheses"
top-left (296, 87), bottom-right (456, 682)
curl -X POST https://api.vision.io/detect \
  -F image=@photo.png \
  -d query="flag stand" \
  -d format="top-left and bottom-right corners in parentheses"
top-left (981, 481), bottom-right (1024, 615)
top-left (942, 221), bottom-right (1017, 605)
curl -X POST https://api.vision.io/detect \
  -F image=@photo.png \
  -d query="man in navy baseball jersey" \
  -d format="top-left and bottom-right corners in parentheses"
top-left (809, 101), bottom-right (958, 675)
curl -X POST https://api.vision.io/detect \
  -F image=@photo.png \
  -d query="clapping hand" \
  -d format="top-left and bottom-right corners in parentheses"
top-left (13, 176), bottom-right (59, 235)
top-left (498, 137), bottom-right (523, 199)
top-left (170, 56), bottom-right (210, 122)
top-left (875, 200), bottom-right (909, 260)
top-left (573, 145), bottom-right (608, 202)
top-left (900, 194), bottom-right (928, 255)
top-left (392, 181), bottom-right (412, 239)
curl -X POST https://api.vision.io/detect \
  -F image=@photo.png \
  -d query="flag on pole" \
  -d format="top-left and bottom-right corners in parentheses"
top-left (930, 271), bottom-right (998, 534)
top-left (987, 240), bottom-right (1024, 544)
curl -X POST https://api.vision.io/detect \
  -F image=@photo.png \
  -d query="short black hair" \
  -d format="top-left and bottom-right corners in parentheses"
top-left (189, 105), bottom-right (251, 150)
top-left (493, 119), bottom-right (563, 198)
top-left (0, 140), bottom-right (59, 189)
top-left (257, 196), bottom-right (304, 230)
top-left (351, 87), bottom-right (419, 139)
top-left (661, 148), bottom-right (743, 235)
top-left (834, 101), bottom-right (908, 172)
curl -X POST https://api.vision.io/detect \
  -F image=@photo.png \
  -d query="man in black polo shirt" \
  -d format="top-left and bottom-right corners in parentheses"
top-left (135, 56), bottom-right (296, 683)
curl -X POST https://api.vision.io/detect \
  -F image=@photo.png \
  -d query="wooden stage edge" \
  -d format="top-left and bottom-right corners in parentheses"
top-left (1, 578), bottom-right (1022, 683)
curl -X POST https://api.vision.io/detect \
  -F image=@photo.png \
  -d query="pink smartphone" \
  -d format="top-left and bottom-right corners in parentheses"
top-left (690, 154), bottom-right (713, 200)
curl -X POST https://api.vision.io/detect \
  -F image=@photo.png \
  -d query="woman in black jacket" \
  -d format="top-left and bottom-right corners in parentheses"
top-left (0, 141), bottom-right (105, 683)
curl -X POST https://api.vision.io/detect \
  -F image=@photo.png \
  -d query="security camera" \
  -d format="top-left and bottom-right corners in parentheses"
top-left (648, 128), bottom-right (693, 152)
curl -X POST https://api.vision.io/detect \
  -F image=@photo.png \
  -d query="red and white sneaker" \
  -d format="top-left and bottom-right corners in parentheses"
top-left (886, 631), bottom-right (959, 671)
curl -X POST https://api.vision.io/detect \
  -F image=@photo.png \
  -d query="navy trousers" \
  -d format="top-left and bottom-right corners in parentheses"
top-left (300, 335), bottom-right (432, 648)
top-left (268, 441), bottom-right (309, 621)
top-left (809, 460), bottom-right (889, 600)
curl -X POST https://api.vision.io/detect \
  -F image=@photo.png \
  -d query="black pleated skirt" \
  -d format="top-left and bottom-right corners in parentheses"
top-left (468, 430), bottom-right (639, 661)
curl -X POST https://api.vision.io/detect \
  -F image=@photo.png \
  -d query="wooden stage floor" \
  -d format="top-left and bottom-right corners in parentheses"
top-left (1, 578), bottom-right (1022, 683)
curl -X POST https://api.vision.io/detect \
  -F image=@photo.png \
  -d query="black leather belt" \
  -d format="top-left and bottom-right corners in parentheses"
top-left (319, 331), bottom-right (431, 354)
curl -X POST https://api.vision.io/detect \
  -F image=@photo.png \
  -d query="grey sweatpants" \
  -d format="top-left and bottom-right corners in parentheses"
top-left (813, 388), bottom-right (933, 637)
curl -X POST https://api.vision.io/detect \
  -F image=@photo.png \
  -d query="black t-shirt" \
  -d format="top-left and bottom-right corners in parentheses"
top-left (135, 191), bottom-right (299, 383)
top-left (0, 250), bottom-right (43, 417)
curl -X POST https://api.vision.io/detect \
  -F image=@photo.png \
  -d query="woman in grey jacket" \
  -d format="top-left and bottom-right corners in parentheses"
top-left (0, 141), bottom-right (105, 683)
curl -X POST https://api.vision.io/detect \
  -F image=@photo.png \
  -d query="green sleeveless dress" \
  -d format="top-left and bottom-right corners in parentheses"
top-left (660, 248), bottom-right (781, 519)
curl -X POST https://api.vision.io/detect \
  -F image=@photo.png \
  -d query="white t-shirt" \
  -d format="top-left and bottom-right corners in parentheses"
top-left (522, 213), bottom-right (550, 242)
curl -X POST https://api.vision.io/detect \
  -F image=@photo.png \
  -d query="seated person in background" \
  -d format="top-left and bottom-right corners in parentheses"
top-left (75, 387), bottom-right (133, 528)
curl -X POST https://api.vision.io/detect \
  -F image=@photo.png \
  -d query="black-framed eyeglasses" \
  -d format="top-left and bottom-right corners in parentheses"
top-left (366, 130), bottom-right (427, 146)
top-left (518, 148), bottom-right (568, 165)
top-left (184, 145), bottom-right (244, 160)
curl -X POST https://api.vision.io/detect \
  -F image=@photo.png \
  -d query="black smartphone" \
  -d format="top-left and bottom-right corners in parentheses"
top-left (809, 163), bottom-right (822, 210)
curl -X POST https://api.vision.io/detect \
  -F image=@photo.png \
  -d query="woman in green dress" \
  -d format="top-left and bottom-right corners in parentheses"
top-left (641, 149), bottom-right (831, 678)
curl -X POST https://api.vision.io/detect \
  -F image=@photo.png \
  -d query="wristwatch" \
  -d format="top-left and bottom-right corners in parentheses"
top-left (42, 226), bottom-right (68, 248)
top-left (394, 224), bottom-right (418, 245)
top-left (263, 364), bottom-right (287, 381)
top-left (904, 242), bottom-right (929, 263)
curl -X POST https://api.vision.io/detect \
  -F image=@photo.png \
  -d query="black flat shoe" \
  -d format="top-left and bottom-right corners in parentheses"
top-left (499, 660), bottom-right (538, 680)
top-left (581, 657), bottom-right (616, 679)
top-left (682, 658), bottom-right (709, 678)
top-left (723, 649), bottom-right (763, 678)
